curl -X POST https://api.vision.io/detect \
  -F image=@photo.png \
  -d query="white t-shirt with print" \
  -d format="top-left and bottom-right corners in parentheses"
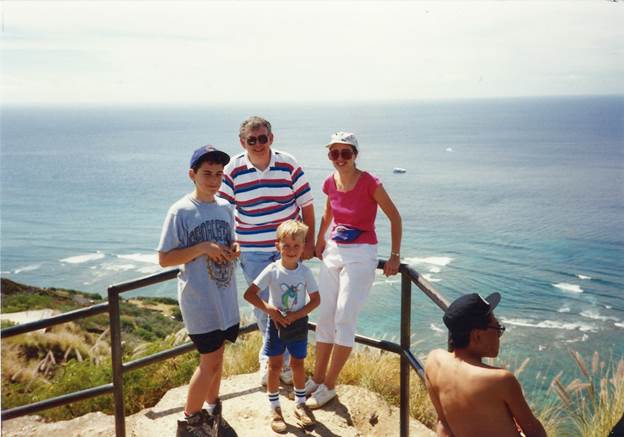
top-left (253, 261), bottom-right (319, 313)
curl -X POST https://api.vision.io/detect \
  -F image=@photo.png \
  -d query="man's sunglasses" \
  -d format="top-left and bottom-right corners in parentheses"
top-left (486, 324), bottom-right (506, 337)
top-left (246, 134), bottom-right (269, 146)
top-left (328, 148), bottom-right (354, 161)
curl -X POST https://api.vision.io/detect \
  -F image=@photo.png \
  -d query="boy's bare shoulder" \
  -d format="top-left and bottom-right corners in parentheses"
top-left (425, 348), bottom-right (449, 370)
top-left (478, 366), bottom-right (516, 389)
top-left (426, 348), bottom-right (448, 361)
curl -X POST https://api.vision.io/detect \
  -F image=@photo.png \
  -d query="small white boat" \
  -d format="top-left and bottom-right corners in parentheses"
top-left (393, 167), bottom-right (407, 174)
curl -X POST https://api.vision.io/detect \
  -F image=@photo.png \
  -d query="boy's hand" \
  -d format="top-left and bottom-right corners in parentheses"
top-left (284, 311), bottom-right (302, 324)
top-left (202, 242), bottom-right (230, 264)
top-left (266, 305), bottom-right (289, 327)
top-left (225, 243), bottom-right (240, 261)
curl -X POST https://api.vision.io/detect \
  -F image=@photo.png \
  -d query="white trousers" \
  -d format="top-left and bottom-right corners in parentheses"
top-left (315, 241), bottom-right (378, 347)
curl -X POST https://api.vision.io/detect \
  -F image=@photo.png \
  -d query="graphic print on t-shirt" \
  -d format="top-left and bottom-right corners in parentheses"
top-left (188, 218), bottom-right (234, 289)
top-left (280, 282), bottom-right (304, 311)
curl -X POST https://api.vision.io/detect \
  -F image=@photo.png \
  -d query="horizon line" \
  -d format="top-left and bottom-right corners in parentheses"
top-left (2, 93), bottom-right (623, 109)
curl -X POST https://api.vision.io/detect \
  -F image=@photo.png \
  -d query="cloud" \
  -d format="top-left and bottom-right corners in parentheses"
top-left (2, 1), bottom-right (623, 104)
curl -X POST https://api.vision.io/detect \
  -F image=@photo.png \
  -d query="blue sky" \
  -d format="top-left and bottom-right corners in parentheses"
top-left (1, 1), bottom-right (622, 105)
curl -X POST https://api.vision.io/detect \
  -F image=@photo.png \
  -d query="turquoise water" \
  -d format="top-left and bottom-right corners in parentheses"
top-left (1, 96), bottom-right (623, 395)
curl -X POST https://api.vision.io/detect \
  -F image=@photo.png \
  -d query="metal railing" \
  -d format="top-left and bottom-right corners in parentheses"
top-left (1, 261), bottom-right (449, 437)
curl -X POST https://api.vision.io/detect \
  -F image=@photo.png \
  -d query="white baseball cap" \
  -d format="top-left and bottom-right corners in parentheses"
top-left (327, 131), bottom-right (359, 151)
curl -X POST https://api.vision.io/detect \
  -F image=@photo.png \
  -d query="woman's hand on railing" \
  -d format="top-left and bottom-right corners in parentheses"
top-left (383, 254), bottom-right (401, 276)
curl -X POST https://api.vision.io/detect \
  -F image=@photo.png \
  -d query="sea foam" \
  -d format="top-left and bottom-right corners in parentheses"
top-left (136, 265), bottom-right (162, 274)
top-left (405, 256), bottom-right (453, 267)
top-left (502, 317), bottom-right (597, 332)
top-left (552, 283), bottom-right (583, 293)
top-left (102, 263), bottom-right (136, 272)
top-left (60, 253), bottom-right (105, 264)
top-left (13, 264), bottom-right (41, 274)
top-left (117, 253), bottom-right (158, 264)
top-left (564, 334), bottom-right (589, 343)
top-left (579, 309), bottom-right (619, 322)
top-left (577, 274), bottom-right (592, 280)
top-left (422, 274), bottom-right (441, 283)
top-left (429, 323), bottom-right (444, 333)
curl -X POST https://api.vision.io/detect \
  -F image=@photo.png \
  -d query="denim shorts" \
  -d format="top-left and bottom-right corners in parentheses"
top-left (263, 319), bottom-right (307, 359)
top-left (189, 323), bottom-right (240, 354)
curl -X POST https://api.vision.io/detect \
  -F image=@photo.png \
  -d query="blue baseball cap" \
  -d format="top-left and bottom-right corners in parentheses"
top-left (189, 145), bottom-right (230, 169)
top-left (443, 292), bottom-right (501, 332)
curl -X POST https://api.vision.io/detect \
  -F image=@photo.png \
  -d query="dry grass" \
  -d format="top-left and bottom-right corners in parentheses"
top-left (548, 351), bottom-right (624, 437)
top-left (1, 322), bottom-right (110, 384)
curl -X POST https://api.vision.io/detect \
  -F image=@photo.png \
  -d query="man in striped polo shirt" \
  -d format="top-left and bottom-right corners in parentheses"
top-left (218, 116), bottom-right (315, 385)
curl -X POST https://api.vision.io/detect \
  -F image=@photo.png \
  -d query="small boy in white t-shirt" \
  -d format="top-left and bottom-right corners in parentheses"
top-left (243, 220), bottom-right (320, 433)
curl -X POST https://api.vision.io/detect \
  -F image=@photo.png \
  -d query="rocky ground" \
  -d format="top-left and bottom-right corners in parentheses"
top-left (2, 372), bottom-right (435, 437)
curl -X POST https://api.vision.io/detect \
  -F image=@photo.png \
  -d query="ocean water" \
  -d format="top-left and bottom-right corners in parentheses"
top-left (1, 96), bottom-right (623, 397)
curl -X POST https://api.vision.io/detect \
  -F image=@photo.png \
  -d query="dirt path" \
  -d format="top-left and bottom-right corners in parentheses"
top-left (2, 373), bottom-right (435, 437)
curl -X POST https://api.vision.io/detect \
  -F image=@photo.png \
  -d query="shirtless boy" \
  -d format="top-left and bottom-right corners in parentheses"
top-left (425, 293), bottom-right (547, 437)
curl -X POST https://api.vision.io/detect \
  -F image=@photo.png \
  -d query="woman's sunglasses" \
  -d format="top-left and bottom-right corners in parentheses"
top-left (328, 148), bottom-right (354, 161)
top-left (246, 134), bottom-right (269, 146)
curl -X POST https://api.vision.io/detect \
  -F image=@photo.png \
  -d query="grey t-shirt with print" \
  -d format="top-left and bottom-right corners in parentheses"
top-left (253, 261), bottom-right (319, 313)
top-left (157, 194), bottom-right (239, 335)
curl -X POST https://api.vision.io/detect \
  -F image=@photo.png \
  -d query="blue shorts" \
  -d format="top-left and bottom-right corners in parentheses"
top-left (263, 319), bottom-right (307, 359)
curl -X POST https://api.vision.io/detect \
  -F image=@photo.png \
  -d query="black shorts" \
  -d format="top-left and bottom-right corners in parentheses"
top-left (188, 323), bottom-right (239, 354)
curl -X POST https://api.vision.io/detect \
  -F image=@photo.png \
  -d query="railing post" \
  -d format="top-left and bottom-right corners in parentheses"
top-left (400, 269), bottom-right (412, 437)
top-left (108, 287), bottom-right (126, 437)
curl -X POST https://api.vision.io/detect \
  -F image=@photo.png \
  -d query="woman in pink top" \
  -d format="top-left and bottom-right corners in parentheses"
top-left (305, 131), bottom-right (402, 409)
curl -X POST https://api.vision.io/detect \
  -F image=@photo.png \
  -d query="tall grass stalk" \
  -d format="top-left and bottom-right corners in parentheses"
top-left (547, 351), bottom-right (624, 437)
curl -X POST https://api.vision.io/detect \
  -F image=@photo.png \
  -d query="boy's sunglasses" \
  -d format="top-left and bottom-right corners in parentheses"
top-left (246, 134), bottom-right (269, 146)
top-left (328, 148), bottom-right (354, 161)
top-left (486, 324), bottom-right (506, 337)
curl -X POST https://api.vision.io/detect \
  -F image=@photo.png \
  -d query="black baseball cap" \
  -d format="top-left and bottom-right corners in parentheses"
top-left (189, 145), bottom-right (230, 168)
top-left (442, 292), bottom-right (501, 332)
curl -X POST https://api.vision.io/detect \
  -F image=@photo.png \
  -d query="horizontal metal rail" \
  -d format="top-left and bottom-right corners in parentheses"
top-left (1, 383), bottom-right (114, 421)
top-left (1, 303), bottom-right (109, 339)
top-left (108, 268), bottom-right (180, 295)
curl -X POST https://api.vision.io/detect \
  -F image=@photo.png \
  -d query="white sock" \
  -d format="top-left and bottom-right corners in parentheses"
top-left (206, 403), bottom-right (216, 415)
top-left (294, 388), bottom-right (306, 405)
top-left (268, 392), bottom-right (280, 409)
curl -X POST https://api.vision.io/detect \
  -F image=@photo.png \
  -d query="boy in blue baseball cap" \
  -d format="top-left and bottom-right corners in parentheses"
top-left (158, 145), bottom-right (240, 437)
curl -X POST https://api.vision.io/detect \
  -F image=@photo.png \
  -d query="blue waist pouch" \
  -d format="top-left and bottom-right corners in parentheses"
top-left (331, 225), bottom-right (363, 243)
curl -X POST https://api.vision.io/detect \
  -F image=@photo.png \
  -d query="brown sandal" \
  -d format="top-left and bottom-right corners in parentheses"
top-left (271, 407), bottom-right (287, 433)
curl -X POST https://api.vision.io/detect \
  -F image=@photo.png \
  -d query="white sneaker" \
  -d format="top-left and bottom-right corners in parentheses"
top-left (305, 384), bottom-right (336, 409)
top-left (304, 377), bottom-right (319, 396)
top-left (280, 367), bottom-right (293, 385)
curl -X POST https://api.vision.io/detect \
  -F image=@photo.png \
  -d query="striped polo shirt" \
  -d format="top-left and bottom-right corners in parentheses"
top-left (217, 149), bottom-right (313, 252)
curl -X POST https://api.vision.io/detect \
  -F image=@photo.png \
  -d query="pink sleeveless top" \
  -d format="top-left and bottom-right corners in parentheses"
top-left (322, 171), bottom-right (381, 245)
